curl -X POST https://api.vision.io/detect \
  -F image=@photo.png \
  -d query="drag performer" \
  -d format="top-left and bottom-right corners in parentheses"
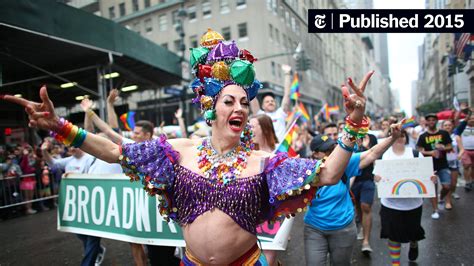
top-left (2, 29), bottom-right (373, 265)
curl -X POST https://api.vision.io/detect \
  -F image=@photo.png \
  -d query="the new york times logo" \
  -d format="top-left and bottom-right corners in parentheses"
top-left (308, 9), bottom-right (473, 33)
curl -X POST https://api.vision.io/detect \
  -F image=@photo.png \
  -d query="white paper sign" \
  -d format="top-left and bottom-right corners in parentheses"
top-left (373, 157), bottom-right (435, 198)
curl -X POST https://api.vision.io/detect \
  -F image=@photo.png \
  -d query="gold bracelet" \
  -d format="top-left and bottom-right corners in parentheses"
top-left (86, 109), bottom-right (95, 118)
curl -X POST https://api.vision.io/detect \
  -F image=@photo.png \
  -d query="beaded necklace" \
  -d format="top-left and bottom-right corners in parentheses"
top-left (197, 137), bottom-right (252, 185)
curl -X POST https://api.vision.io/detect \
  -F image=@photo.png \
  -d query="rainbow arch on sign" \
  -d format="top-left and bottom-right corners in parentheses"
top-left (391, 179), bottom-right (427, 195)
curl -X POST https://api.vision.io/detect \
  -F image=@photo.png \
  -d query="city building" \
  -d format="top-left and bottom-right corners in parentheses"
top-left (67, 0), bottom-right (394, 126)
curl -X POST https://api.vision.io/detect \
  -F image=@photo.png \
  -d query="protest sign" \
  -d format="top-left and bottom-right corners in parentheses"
top-left (373, 157), bottom-right (435, 198)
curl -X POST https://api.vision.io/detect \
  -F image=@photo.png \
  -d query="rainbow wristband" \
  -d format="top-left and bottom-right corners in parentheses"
top-left (71, 128), bottom-right (87, 148)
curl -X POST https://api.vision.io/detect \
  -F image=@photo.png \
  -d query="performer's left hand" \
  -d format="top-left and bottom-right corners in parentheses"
top-left (342, 70), bottom-right (374, 124)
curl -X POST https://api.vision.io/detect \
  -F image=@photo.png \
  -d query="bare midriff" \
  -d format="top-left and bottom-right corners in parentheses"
top-left (183, 209), bottom-right (257, 265)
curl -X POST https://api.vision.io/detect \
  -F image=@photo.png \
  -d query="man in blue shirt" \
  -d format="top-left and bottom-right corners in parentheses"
top-left (304, 125), bottom-right (401, 265)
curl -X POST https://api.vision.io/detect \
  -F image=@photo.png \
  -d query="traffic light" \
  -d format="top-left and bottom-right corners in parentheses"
top-left (448, 63), bottom-right (456, 76)
top-left (296, 55), bottom-right (312, 71)
top-left (457, 61), bottom-right (465, 73)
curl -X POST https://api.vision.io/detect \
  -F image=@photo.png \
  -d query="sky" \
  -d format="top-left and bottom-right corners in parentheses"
top-left (373, 0), bottom-right (426, 116)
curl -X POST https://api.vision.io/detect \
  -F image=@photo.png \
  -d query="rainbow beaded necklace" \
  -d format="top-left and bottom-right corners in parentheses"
top-left (197, 137), bottom-right (252, 185)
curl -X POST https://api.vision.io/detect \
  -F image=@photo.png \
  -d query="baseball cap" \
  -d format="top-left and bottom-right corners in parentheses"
top-left (310, 135), bottom-right (337, 152)
top-left (424, 113), bottom-right (438, 120)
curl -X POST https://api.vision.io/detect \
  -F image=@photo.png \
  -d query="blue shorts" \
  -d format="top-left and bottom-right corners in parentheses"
top-left (351, 179), bottom-right (375, 205)
top-left (437, 168), bottom-right (451, 185)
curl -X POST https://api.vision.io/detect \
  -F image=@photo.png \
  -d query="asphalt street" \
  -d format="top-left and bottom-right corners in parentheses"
top-left (1, 189), bottom-right (473, 265)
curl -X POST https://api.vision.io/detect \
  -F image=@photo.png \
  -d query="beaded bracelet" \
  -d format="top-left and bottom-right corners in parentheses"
top-left (343, 115), bottom-right (370, 140)
top-left (337, 138), bottom-right (356, 153)
top-left (50, 118), bottom-right (88, 148)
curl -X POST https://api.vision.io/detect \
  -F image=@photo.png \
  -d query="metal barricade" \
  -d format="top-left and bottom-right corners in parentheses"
top-left (0, 172), bottom-right (58, 210)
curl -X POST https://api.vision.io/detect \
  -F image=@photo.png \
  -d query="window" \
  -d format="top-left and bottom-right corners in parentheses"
top-left (189, 35), bottom-right (198, 48)
top-left (188, 5), bottom-right (196, 21)
top-left (271, 61), bottom-right (276, 76)
top-left (133, 22), bottom-right (141, 34)
top-left (159, 14), bottom-right (167, 31)
top-left (144, 0), bottom-right (151, 8)
top-left (174, 39), bottom-right (181, 52)
top-left (277, 63), bottom-right (281, 78)
top-left (285, 11), bottom-right (290, 26)
top-left (222, 26), bottom-right (231, 40)
top-left (202, 0), bottom-right (211, 18)
top-left (275, 28), bottom-right (280, 44)
top-left (108, 6), bottom-right (115, 19)
top-left (238, 23), bottom-right (248, 39)
top-left (220, 0), bottom-right (230, 13)
top-left (237, 0), bottom-right (246, 9)
top-left (291, 16), bottom-right (296, 31)
top-left (172, 10), bottom-right (179, 25)
top-left (132, 0), bottom-right (139, 11)
top-left (269, 24), bottom-right (273, 40)
top-left (119, 3), bottom-right (125, 17)
top-left (144, 18), bottom-right (152, 33)
top-left (282, 33), bottom-right (287, 48)
top-left (161, 42), bottom-right (168, 50)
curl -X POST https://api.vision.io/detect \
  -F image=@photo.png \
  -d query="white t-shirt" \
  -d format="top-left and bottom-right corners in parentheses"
top-left (51, 153), bottom-right (95, 174)
top-left (258, 107), bottom-right (287, 143)
top-left (379, 147), bottom-right (424, 211)
top-left (89, 158), bottom-right (123, 174)
top-left (461, 126), bottom-right (474, 150)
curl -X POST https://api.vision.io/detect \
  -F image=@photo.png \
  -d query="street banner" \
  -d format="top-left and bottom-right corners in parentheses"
top-left (373, 157), bottom-right (435, 198)
top-left (57, 174), bottom-right (292, 250)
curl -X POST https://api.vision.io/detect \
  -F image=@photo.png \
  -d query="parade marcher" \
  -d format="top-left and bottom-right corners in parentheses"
top-left (82, 97), bottom-right (180, 266)
top-left (442, 119), bottom-right (461, 202)
top-left (375, 130), bottom-right (437, 265)
top-left (40, 140), bottom-right (99, 266)
top-left (416, 113), bottom-right (453, 219)
top-left (249, 114), bottom-right (280, 266)
top-left (2, 29), bottom-right (374, 265)
top-left (305, 122), bottom-right (402, 265)
top-left (351, 133), bottom-right (378, 255)
top-left (250, 65), bottom-right (292, 143)
top-left (456, 112), bottom-right (474, 192)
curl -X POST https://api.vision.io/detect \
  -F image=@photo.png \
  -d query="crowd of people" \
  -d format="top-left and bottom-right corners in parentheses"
top-left (1, 29), bottom-right (473, 266)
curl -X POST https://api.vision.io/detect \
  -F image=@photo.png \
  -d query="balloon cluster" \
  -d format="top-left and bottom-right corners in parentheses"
top-left (189, 28), bottom-right (262, 124)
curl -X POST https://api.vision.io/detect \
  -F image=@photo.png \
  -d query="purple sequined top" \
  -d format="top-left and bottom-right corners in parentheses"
top-left (119, 136), bottom-right (322, 234)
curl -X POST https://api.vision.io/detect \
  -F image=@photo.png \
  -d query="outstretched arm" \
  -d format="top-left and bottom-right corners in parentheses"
top-left (107, 89), bottom-right (120, 130)
top-left (359, 122), bottom-right (403, 169)
top-left (80, 98), bottom-right (95, 132)
top-left (1, 86), bottom-right (121, 163)
top-left (250, 97), bottom-right (261, 115)
top-left (175, 108), bottom-right (187, 138)
top-left (280, 64), bottom-right (292, 113)
top-left (88, 110), bottom-right (124, 145)
top-left (317, 71), bottom-right (375, 186)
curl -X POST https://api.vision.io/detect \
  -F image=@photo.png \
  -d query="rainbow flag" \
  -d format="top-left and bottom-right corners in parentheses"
top-left (319, 103), bottom-right (329, 121)
top-left (290, 73), bottom-right (300, 100)
top-left (275, 117), bottom-right (299, 157)
top-left (401, 116), bottom-right (416, 129)
top-left (328, 105), bottom-right (340, 115)
top-left (296, 102), bottom-right (310, 122)
top-left (120, 111), bottom-right (136, 131)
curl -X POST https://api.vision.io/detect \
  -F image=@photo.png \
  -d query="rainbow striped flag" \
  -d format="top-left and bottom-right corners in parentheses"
top-left (290, 73), bottom-right (300, 100)
top-left (275, 116), bottom-right (300, 157)
top-left (296, 102), bottom-right (310, 122)
top-left (401, 116), bottom-right (416, 129)
top-left (120, 111), bottom-right (136, 131)
top-left (328, 105), bottom-right (340, 115)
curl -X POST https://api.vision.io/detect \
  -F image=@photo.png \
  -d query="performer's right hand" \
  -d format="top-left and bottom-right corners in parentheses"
top-left (1, 85), bottom-right (60, 131)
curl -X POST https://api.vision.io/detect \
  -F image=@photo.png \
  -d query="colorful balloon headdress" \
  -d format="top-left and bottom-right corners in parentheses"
top-left (190, 28), bottom-right (262, 124)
